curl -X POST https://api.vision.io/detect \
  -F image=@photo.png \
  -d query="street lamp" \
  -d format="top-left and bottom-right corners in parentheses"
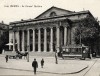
top-left (55, 45), bottom-right (58, 64)
top-left (27, 45), bottom-right (29, 62)
top-left (54, 43), bottom-right (58, 64)
top-left (55, 50), bottom-right (58, 64)
top-left (80, 28), bottom-right (83, 57)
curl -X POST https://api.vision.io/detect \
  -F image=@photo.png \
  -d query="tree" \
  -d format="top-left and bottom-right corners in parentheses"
top-left (74, 17), bottom-right (100, 47)
top-left (0, 30), bottom-right (9, 53)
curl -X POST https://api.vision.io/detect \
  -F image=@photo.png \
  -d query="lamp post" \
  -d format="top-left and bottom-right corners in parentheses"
top-left (55, 44), bottom-right (58, 64)
top-left (54, 43), bottom-right (58, 64)
top-left (55, 50), bottom-right (58, 64)
top-left (80, 28), bottom-right (83, 57)
top-left (27, 45), bottom-right (29, 62)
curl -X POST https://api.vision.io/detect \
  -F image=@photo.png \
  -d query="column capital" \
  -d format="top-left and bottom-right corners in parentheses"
top-left (32, 28), bottom-right (35, 30)
top-left (22, 30), bottom-right (25, 31)
top-left (56, 26), bottom-right (60, 29)
top-left (63, 25), bottom-right (67, 28)
top-left (26, 29), bottom-right (29, 31)
top-left (37, 28), bottom-right (41, 30)
top-left (43, 27), bottom-right (47, 30)
top-left (58, 21), bottom-right (62, 26)
top-left (50, 27), bottom-right (53, 29)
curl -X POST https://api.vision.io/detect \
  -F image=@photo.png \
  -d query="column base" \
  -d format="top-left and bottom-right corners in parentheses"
top-left (57, 48), bottom-right (60, 52)
top-left (12, 50), bottom-right (15, 53)
top-left (21, 51), bottom-right (25, 53)
top-left (31, 51), bottom-right (35, 52)
top-left (50, 49), bottom-right (53, 52)
top-left (43, 51), bottom-right (47, 52)
top-left (38, 51), bottom-right (41, 52)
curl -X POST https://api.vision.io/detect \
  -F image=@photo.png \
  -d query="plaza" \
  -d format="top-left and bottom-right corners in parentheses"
top-left (0, 54), bottom-right (100, 76)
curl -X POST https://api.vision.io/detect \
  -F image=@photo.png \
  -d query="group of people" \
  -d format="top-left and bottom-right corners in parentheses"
top-left (32, 58), bottom-right (44, 74)
top-left (5, 55), bottom-right (44, 75)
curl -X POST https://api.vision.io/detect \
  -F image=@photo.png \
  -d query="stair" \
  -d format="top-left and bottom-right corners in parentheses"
top-left (29, 52), bottom-right (55, 57)
top-left (1, 51), bottom-right (55, 57)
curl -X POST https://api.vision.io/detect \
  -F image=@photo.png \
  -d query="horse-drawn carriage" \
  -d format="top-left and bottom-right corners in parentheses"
top-left (4, 51), bottom-right (28, 59)
top-left (5, 42), bottom-right (29, 59)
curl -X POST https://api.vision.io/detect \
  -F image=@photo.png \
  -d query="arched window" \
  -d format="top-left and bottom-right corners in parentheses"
top-left (50, 12), bottom-right (57, 17)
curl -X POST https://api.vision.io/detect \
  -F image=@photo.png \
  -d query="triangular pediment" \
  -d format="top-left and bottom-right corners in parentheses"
top-left (35, 6), bottom-right (75, 19)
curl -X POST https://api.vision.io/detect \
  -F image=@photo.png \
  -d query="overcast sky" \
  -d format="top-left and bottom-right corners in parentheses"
top-left (0, 0), bottom-right (100, 24)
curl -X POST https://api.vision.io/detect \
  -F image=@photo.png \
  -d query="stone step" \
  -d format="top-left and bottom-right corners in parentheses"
top-left (29, 52), bottom-right (55, 57)
top-left (1, 51), bottom-right (55, 57)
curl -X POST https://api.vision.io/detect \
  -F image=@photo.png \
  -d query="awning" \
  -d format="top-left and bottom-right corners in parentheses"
top-left (6, 42), bottom-right (17, 46)
top-left (6, 42), bottom-right (13, 46)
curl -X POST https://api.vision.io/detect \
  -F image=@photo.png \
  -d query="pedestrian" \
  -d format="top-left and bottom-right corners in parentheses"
top-left (82, 48), bottom-right (87, 60)
top-left (5, 55), bottom-right (8, 63)
top-left (55, 50), bottom-right (58, 64)
top-left (32, 58), bottom-right (38, 74)
top-left (41, 58), bottom-right (44, 68)
top-left (61, 51), bottom-right (64, 59)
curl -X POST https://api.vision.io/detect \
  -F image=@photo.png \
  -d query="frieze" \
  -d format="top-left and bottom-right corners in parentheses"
top-left (11, 20), bottom-right (71, 31)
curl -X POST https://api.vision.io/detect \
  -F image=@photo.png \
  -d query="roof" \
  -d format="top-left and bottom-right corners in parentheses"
top-left (10, 10), bottom-right (90, 26)
top-left (35, 6), bottom-right (75, 19)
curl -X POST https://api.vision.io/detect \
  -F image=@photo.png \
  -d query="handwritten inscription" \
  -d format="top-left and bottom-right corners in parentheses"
top-left (4, 5), bottom-right (42, 8)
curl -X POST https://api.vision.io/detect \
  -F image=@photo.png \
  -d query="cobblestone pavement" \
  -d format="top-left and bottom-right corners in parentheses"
top-left (0, 55), bottom-right (99, 76)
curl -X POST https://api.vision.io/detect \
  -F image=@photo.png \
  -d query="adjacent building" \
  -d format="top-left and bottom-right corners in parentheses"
top-left (0, 22), bottom-right (9, 53)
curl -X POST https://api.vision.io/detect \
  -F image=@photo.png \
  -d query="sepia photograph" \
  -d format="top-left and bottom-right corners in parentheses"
top-left (0, 0), bottom-right (100, 76)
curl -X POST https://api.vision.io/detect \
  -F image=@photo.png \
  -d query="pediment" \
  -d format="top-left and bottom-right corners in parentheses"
top-left (35, 6), bottom-right (75, 19)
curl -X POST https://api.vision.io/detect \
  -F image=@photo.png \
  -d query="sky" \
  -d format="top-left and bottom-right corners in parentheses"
top-left (0, 0), bottom-right (100, 24)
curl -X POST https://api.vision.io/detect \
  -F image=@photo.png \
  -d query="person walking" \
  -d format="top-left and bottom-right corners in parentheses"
top-left (32, 58), bottom-right (38, 74)
top-left (82, 48), bottom-right (87, 60)
top-left (5, 55), bottom-right (8, 63)
top-left (55, 50), bottom-right (58, 64)
top-left (41, 58), bottom-right (44, 68)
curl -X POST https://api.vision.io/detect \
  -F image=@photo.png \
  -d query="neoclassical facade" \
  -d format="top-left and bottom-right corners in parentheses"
top-left (9, 6), bottom-right (94, 53)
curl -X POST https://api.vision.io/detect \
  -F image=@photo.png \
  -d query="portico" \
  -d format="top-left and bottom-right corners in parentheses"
top-left (10, 21), bottom-right (70, 52)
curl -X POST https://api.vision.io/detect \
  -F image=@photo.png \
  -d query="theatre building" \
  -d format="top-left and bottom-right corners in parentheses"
top-left (9, 6), bottom-right (97, 54)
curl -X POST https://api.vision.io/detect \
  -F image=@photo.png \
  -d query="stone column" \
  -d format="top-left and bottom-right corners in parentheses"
top-left (64, 27), bottom-right (67, 45)
top-left (50, 27), bottom-right (53, 52)
top-left (32, 28), bottom-right (35, 52)
top-left (44, 28), bottom-right (47, 52)
top-left (9, 31), bottom-right (12, 50)
top-left (22, 30), bottom-right (25, 52)
top-left (38, 28), bottom-right (41, 52)
top-left (67, 27), bottom-right (71, 45)
top-left (13, 31), bottom-right (15, 52)
top-left (27, 29), bottom-right (30, 51)
top-left (17, 31), bottom-right (20, 51)
top-left (56, 26), bottom-right (60, 52)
